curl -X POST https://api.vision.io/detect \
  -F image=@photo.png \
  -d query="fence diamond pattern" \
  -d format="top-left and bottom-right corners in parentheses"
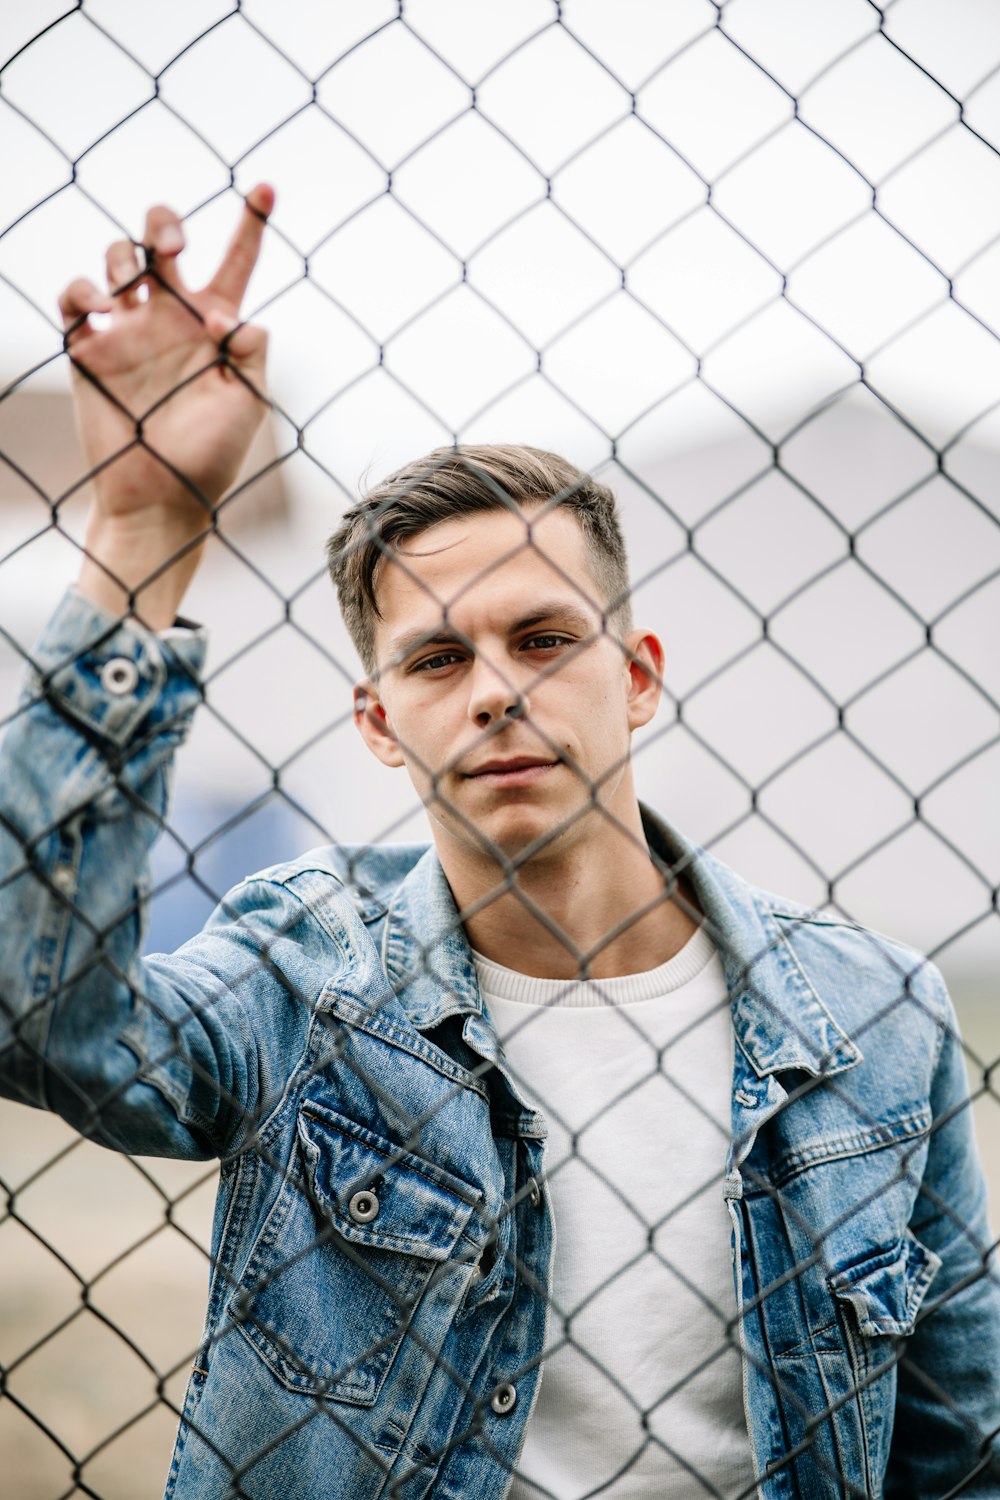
top-left (1, 3), bottom-right (999, 1498)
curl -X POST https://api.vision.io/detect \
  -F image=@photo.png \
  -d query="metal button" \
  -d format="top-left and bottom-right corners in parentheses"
top-left (347, 1189), bottom-right (380, 1224)
top-left (52, 866), bottom-right (76, 895)
top-left (526, 1177), bottom-right (542, 1210)
top-left (100, 657), bottom-right (139, 696)
top-left (490, 1381), bottom-right (517, 1416)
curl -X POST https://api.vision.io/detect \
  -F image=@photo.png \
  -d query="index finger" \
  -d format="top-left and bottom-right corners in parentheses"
top-left (205, 183), bottom-right (275, 307)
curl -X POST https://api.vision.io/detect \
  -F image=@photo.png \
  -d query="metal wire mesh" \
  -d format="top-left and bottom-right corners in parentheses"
top-left (1, 3), bottom-right (999, 1497)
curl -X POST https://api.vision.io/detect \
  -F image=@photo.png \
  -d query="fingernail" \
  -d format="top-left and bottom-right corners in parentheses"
top-left (154, 223), bottom-right (184, 254)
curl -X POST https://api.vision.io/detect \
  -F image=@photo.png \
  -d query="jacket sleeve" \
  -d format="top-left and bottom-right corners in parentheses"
top-left (0, 591), bottom-right (316, 1161)
top-left (886, 976), bottom-right (1000, 1496)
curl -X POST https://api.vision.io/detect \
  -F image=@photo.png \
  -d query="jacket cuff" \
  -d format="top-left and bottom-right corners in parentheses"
top-left (25, 589), bottom-right (207, 746)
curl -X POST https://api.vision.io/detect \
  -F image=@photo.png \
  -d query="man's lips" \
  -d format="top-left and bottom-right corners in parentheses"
top-left (462, 756), bottom-right (559, 786)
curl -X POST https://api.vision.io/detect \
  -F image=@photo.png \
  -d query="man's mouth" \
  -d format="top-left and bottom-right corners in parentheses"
top-left (463, 756), bottom-right (558, 787)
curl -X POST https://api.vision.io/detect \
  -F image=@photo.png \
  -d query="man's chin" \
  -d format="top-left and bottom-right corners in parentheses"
top-left (434, 794), bottom-right (593, 868)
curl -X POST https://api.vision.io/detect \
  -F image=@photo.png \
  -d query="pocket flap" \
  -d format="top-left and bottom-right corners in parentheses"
top-left (831, 1230), bottom-right (941, 1336)
top-left (298, 1101), bottom-right (480, 1263)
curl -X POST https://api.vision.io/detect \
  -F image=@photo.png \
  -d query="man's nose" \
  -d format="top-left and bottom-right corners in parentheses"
top-left (468, 653), bottom-right (529, 728)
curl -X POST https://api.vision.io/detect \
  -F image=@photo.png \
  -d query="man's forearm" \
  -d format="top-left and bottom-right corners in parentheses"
top-left (0, 592), bottom-right (205, 1141)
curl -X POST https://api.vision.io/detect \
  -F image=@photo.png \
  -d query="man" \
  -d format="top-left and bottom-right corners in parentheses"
top-left (0, 188), bottom-right (997, 1500)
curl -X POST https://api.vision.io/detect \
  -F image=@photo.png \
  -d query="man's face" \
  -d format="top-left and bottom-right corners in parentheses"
top-left (355, 506), bottom-right (662, 868)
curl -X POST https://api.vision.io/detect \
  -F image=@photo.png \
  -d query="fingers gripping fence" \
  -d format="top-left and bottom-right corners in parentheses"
top-left (1, 3), bottom-right (1000, 1498)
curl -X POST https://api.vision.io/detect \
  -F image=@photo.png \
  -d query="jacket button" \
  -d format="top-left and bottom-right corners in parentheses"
top-left (347, 1189), bottom-right (380, 1224)
top-left (526, 1177), bottom-right (542, 1209)
top-left (100, 657), bottom-right (140, 696)
top-left (490, 1381), bottom-right (517, 1416)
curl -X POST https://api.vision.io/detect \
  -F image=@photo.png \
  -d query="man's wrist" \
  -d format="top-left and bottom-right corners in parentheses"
top-left (78, 508), bottom-right (209, 632)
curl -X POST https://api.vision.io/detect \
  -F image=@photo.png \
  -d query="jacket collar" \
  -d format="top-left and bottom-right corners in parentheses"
top-left (381, 845), bottom-right (483, 1029)
top-left (380, 806), bottom-right (861, 1080)
top-left (641, 806), bottom-right (861, 1079)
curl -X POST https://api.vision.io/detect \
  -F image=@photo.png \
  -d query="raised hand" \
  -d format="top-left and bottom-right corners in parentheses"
top-left (61, 185), bottom-right (274, 628)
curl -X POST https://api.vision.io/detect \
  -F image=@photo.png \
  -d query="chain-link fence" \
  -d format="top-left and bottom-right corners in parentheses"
top-left (2, 3), bottom-right (1000, 1497)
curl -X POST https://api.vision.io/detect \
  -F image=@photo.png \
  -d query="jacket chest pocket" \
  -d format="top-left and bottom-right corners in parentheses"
top-left (831, 1229), bottom-right (941, 1342)
top-left (229, 1101), bottom-right (482, 1405)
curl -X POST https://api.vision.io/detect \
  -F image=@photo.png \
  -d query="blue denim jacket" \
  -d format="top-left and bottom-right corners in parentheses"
top-left (2, 590), bottom-right (999, 1500)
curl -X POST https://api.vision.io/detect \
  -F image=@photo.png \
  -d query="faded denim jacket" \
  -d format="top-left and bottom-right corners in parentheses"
top-left (1, 589), bottom-right (998, 1500)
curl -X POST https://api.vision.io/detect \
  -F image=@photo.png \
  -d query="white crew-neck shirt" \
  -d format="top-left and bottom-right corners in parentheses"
top-left (474, 927), bottom-right (758, 1500)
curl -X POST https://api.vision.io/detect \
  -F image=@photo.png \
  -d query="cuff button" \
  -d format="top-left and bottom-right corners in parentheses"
top-left (101, 658), bottom-right (140, 696)
top-left (490, 1382), bottom-right (517, 1416)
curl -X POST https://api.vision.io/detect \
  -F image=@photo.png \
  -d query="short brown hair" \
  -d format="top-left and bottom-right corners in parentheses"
top-left (326, 444), bottom-right (632, 674)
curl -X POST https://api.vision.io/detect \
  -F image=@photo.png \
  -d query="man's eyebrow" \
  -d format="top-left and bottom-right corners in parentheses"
top-left (386, 625), bottom-right (462, 663)
top-left (512, 600), bottom-right (598, 635)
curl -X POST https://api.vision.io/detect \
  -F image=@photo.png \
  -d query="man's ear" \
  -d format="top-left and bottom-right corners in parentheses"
top-left (623, 629), bottom-right (664, 732)
top-left (353, 681), bottom-right (405, 768)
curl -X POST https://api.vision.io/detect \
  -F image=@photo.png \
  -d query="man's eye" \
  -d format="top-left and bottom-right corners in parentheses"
top-left (412, 652), bottom-right (462, 673)
top-left (523, 634), bottom-right (570, 651)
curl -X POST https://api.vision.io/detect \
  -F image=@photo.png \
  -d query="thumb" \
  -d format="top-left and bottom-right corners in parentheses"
top-left (206, 309), bottom-right (268, 381)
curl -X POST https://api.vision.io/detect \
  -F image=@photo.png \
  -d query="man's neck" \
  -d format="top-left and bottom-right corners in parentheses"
top-left (437, 803), bottom-right (701, 981)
